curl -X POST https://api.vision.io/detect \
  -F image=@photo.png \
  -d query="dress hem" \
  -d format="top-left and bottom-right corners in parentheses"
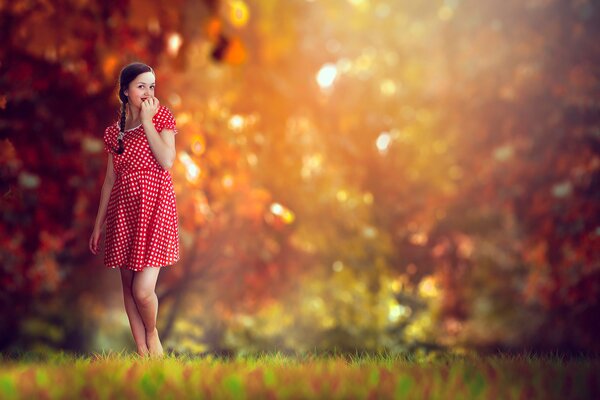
top-left (105, 259), bottom-right (179, 272)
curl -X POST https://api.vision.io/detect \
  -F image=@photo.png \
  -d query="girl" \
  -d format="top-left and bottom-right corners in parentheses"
top-left (89, 62), bottom-right (180, 358)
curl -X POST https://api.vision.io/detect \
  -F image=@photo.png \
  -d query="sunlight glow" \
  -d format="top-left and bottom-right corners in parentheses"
top-left (176, 112), bottom-right (191, 126)
top-left (362, 226), bottom-right (377, 238)
top-left (228, 0), bottom-right (250, 27)
top-left (190, 135), bottom-right (206, 155)
top-left (228, 114), bottom-right (245, 131)
top-left (167, 33), bottom-right (183, 56)
top-left (270, 202), bottom-right (295, 224)
top-left (347, 0), bottom-right (369, 12)
top-left (193, 191), bottom-right (211, 223)
top-left (316, 63), bottom-right (338, 89)
top-left (246, 153), bottom-right (258, 166)
top-left (376, 132), bottom-right (391, 153)
top-left (409, 231), bottom-right (428, 246)
top-left (354, 49), bottom-right (375, 78)
top-left (390, 279), bottom-right (401, 292)
top-left (388, 302), bottom-right (412, 323)
top-left (336, 189), bottom-right (348, 202)
top-left (301, 153), bottom-right (323, 179)
top-left (337, 58), bottom-right (352, 73)
top-left (168, 93), bottom-right (181, 107)
top-left (419, 276), bottom-right (439, 298)
top-left (178, 152), bottom-right (201, 183)
top-left (332, 260), bottom-right (344, 272)
top-left (380, 79), bottom-right (397, 96)
top-left (222, 174), bottom-right (234, 188)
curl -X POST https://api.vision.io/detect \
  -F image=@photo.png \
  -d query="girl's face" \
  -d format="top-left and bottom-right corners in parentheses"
top-left (124, 71), bottom-right (155, 109)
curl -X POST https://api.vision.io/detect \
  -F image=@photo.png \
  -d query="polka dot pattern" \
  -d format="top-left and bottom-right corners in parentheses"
top-left (102, 105), bottom-right (180, 271)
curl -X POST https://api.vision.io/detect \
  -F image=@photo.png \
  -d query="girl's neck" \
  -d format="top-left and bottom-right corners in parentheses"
top-left (127, 104), bottom-right (142, 125)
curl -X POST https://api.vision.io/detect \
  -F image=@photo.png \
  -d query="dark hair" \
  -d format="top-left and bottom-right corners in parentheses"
top-left (113, 62), bottom-right (155, 154)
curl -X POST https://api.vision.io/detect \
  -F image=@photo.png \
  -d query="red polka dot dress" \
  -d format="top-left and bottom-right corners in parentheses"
top-left (102, 105), bottom-right (180, 271)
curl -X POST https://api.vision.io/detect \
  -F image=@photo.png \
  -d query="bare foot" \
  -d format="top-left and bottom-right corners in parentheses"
top-left (137, 345), bottom-right (150, 358)
top-left (146, 328), bottom-right (164, 358)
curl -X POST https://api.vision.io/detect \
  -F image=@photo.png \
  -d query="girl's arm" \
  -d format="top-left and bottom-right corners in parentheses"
top-left (142, 121), bottom-right (176, 170)
top-left (141, 99), bottom-right (176, 170)
top-left (93, 154), bottom-right (116, 231)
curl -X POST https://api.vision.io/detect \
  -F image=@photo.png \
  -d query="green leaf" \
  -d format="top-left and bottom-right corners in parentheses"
top-left (36, 370), bottom-right (48, 386)
top-left (395, 375), bottom-right (413, 397)
top-left (263, 368), bottom-right (276, 387)
top-left (0, 377), bottom-right (16, 399)
top-left (140, 372), bottom-right (161, 398)
top-left (469, 371), bottom-right (486, 398)
top-left (368, 368), bottom-right (380, 386)
top-left (224, 374), bottom-right (245, 400)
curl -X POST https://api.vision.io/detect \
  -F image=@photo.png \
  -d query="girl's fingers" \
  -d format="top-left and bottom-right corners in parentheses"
top-left (90, 234), bottom-right (99, 254)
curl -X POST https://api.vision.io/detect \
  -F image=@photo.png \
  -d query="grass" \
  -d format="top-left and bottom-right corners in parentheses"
top-left (0, 349), bottom-right (598, 399)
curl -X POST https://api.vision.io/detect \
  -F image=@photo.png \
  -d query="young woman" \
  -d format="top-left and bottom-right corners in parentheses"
top-left (89, 62), bottom-right (180, 358)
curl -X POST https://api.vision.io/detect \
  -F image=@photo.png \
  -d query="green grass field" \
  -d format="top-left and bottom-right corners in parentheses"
top-left (0, 350), bottom-right (597, 399)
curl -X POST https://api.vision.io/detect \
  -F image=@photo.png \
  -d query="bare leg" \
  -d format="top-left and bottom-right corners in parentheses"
top-left (119, 269), bottom-right (149, 357)
top-left (132, 267), bottom-right (163, 357)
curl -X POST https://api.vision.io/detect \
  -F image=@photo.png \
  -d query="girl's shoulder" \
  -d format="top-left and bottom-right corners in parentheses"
top-left (153, 105), bottom-right (178, 134)
top-left (102, 121), bottom-right (119, 154)
top-left (156, 105), bottom-right (174, 117)
top-left (153, 105), bottom-right (176, 123)
top-left (104, 121), bottom-right (119, 136)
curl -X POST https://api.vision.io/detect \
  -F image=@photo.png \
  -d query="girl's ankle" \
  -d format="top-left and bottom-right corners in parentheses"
top-left (146, 327), bottom-right (158, 335)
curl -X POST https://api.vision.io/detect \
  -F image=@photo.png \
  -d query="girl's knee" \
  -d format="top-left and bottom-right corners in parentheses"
top-left (133, 288), bottom-right (156, 306)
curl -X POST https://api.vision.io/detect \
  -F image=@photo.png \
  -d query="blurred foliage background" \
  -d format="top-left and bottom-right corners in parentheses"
top-left (0, 0), bottom-right (598, 356)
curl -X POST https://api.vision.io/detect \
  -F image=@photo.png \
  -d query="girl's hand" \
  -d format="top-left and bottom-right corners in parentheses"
top-left (140, 96), bottom-right (160, 123)
top-left (89, 227), bottom-right (102, 255)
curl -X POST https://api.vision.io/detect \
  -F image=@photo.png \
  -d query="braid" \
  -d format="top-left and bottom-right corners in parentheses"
top-left (119, 102), bottom-right (127, 133)
top-left (115, 101), bottom-right (127, 154)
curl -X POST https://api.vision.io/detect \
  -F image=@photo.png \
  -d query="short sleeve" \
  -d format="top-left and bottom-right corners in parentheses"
top-left (153, 106), bottom-right (178, 135)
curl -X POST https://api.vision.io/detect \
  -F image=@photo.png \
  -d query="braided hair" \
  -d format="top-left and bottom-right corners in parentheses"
top-left (113, 62), bottom-right (155, 154)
